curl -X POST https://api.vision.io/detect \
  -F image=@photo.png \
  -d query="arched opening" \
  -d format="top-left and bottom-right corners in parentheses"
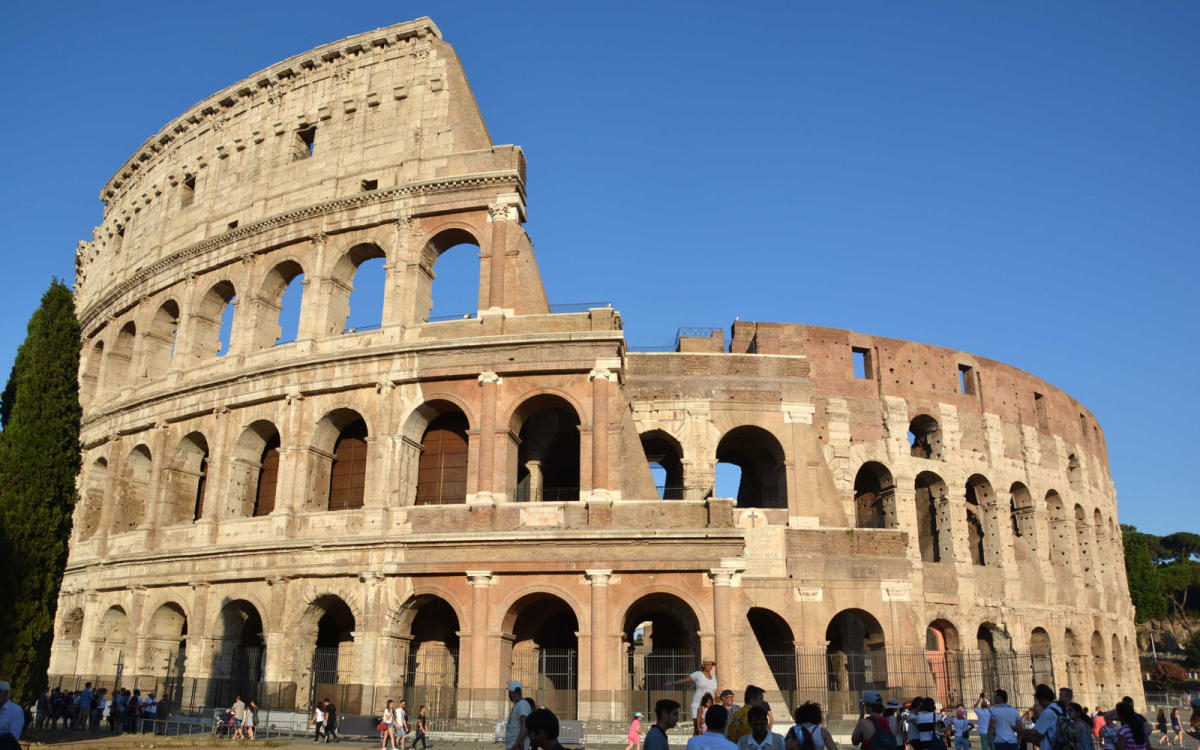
top-left (1091, 631), bottom-right (1107, 693)
top-left (1093, 508), bottom-right (1109, 584)
top-left (77, 457), bottom-right (108, 541)
top-left (307, 595), bottom-right (355, 703)
top-left (229, 421), bottom-right (281, 518)
top-left (112, 444), bottom-right (152, 534)
top-left (825, 609), bottom-right (887, 715)
top-left (416, 411), bottom-right (470, 505)
top-left (747, 608), bottom-right (798, 707)
top-left (193, 281), bottom-right (237, 359)
top-left (622, 593), bottom-right (702, 718)
top-left (715, 425), bottom-right (788, 508)
top-left (1110, 633), bottom-right (1122, 692)
top-left (641, 430), bottom-right (684, 499)
top-left (81, 339), bottom-right (104, 406)
top-left (1064, 628), bottom-right (1084, 689)
top-left (908, 414), bottom-right (943, 460)
top-left (964, 476), bottom-right (989, 566)
top-left (1075, 504), bottom-right (1095, 574)
top-left (854, 461), bottom-right (895, 529)
top-left (211, 600), bottom-right (265, 709)
top-left (396, 595), bottom-right (461, 719)
top-left (310, 409), bottom-right (369, 512)
top-left (252, 260), bottom-right (304, 349)
top-left (925, 619), bottom-right (960, 707)
top-left (1009, 482), bottom-right (1036, 562)
top-left (107, 322), bottom-right (137, 396)
top-left (332, 243), bottom-right (387, 334)
top-left (56, 607), bottom-right (85, 677)
top-left (162, 432), bottom-right (210, 525)
top-left (146, 603), bottom-right (188, 678)
top-left (95, 606), bottom-right (129, 677)
top-left (914, 471), bottom-right (952, 563)
top-left (1067, 454), bottom-right (1082, 486)
top-left (1030, 627), bottom-right (1054, 685)
top-left (418, 229), bottom-right (481, 322)
top-left (510, 395), bottom-right (581, 502)
top-left (504, 594), bottom-right (580, 718)
top-left (1045, 491), bottom-right (1072, 565)
top-left (976, 623), bottom-right (1014, 697)
top-left (142, 299), bottom-right (180, 378)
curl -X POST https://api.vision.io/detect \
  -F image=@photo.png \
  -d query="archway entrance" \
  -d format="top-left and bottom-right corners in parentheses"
top-left (211, 600), bottom-right (265, 709)
top-left (504, 594), bottom-right (579, 718)
top-left (307, 595), bottom-right (355, 708)
top-left (622, 594), bottom-right (702, 717)
top-left (396, 595), bottom-right (461, 718)
top-left (925, 620), bottom-right (960, 707)
top-left (747, 608), bottom-right (799, 707)
top-left (825, 610), bottom-right (887, 715)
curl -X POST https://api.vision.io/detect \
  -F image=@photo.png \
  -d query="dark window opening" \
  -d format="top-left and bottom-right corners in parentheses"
top-left (328, 420), bottom-right (368, 511)
top-left (854, 462), bottom-right (895, 529)
top-left (361, 178), bottom-right (378, 191)
top-left (852, 347), bottom-right (873, 379)
top-left (715, 426), bottom-right (787, 509)
top-left (514, 398), bottom-right (581, 502)
top-left (181, 174), bottom-right (195, 207)
top-left (958, 364), bottom-right (976, 395)
top-left (228, 220), bottom-right (238, 230)
top-left (415, 412), bottom-right (469, 505)
top-left (1034, 392), bottom-right (1048, 429)
top-left (640, 431), bottom-right (684, 499)
top-left (253, 435), bottom-right (280, 516)
top-left (192, 456), bottom-right (209, 521)
top-left (295, 126), bottom-right (317, 160)
top-left (908, 414), bottom-right (943, 460)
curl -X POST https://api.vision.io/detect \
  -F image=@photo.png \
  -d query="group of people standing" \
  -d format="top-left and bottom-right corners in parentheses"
top-left (34, 682), bottom-right (163, 733)
top-left (224, 694), bottom-right (258, 740)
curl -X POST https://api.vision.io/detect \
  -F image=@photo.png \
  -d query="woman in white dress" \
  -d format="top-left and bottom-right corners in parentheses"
top-left (244, 700), bottom-right (257, 741)
top-left (381, 699), bottom-right (397, 750)
top-left (671, 658), bottom-right (717, 736)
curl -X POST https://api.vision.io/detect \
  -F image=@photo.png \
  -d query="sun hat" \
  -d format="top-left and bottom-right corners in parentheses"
top-left (862, 689), bottom-right (883, 704)
top-left (635, 712), bottom-right (644, 718)
top-left (507, 681), bottom-right (522, 692)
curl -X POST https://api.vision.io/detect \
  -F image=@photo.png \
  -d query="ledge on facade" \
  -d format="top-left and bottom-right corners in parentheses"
top-left (785, 527), bottom-right (909, 559)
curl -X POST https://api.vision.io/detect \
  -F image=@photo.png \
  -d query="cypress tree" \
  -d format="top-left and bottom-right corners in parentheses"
top-left (0, 279), bottom-right (81, 705)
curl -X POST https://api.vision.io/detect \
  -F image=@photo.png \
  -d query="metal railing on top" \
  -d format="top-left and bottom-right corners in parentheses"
top-left (548, 301), bottom-right (612, 314)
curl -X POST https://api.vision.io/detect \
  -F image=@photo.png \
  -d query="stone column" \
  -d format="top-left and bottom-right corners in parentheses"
top-left (186, 583), bottom-right (212, 678)
top-left (485, 202), bottom-right (517, 314)
top-left (466, 570), bottom-right (494, 693)
top-left (126, 587), bottom-right (148, 677)
top-left (95, 436), bottom-right (123, 556)
top-left (710, 568), bottom-right (736, 690)
top-left (272, 391), bottom-right (305, 535)
top-left (358, 571), bottom-right (384, 684)
top-left (585, 570), bottom-right (613, 719)
top-left (264, 577), bottom-right (291, 684)
top-left (474, 373), bottom-right (501, 505)
top-left (587, 369), bottom-right (616, 500)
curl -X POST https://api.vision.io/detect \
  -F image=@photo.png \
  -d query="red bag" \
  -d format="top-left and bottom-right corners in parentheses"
top-left (377, 721), bottom-right (388, 732)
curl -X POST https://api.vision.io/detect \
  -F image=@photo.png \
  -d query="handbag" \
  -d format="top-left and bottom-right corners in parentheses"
top-left (378, 720), bottom-right (389, 732)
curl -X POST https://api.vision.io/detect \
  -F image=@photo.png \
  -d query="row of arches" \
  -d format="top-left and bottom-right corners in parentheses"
top-left (851, 461), bottom-right (1119, 577)
top-left (81, 232), bottom-right (484, 408)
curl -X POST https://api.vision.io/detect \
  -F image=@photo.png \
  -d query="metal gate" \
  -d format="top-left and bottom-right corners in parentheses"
top-left (511, 647), bottom-right (578, 719)
top-left (625, 647), bottom-right (695, 719)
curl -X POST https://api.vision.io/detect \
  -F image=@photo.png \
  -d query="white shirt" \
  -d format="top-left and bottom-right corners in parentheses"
top-left (740, 731), bottom-right (787, 750)
top-left (0, 699), bottom-right (24, 740)
top-left (989, 704), bottom-right (1020, 744)
top-left (1034, 704), bottom-right (1062, 750)
top-left (689, 670), bottom-right (719, 717)
top-left (687, 730), bottom-right (740, 750)
top-left (313, 707), bottom-right (326, 723)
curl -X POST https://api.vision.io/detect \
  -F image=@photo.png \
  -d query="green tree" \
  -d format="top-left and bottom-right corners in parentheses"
top-left (1122, 524), bottom-right (1167, 623)
top-left (1158, 560), bottom-right (1200, 638)
top-left (0, 279), bottom-right (81, 705)
top-left (1160, 532), bottom-right (1200, 563)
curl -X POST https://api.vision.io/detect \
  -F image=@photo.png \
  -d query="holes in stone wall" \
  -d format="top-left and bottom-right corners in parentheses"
top-left (914, 471), bottom-right (951, 563)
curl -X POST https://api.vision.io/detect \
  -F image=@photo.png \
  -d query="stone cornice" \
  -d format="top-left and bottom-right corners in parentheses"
top-left (79, 170), bottom-right (521, 330)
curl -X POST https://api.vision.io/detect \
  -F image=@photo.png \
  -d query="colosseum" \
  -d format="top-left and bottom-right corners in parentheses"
top-left (53, 17), bottom-right (1140, 727)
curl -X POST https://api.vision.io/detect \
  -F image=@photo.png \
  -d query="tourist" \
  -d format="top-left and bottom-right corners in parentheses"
top-left (626, 711), bottom-right (646, 750)
top-left (1067, 704), bottom-right (1094, 750)
top-left (788, 702), bottom-right (838, 750)
top-left (413, 704), bottom-right (429, 750)
top-left (915, 697), bottom-right (940, 750)
top-left (35, 688), bottom-right (49, 730)
top-left (1098, 711), bottom-right (1118, 750)
top-left (1154, 709), bottom-right (1170, 748)
top-left (142, 691), bottom-right (157, 732)
top-left (987, 690), bottom-right (1020, 750)
top-left (952, 708), bottom-right (974, 750)
top-left (0, 681), bottom-right (23, 747)
top-left (1019, 685), bottom-right (1061, 750)
top-left (527, 707), bottom-right (567, 750)
top-left (1113, 702), bottom-right (1146, 750)
top-left (79, 681), bottom-right (94, 731)
top-left (697, 695), bottom-right (714, 734)
top-left (232, 695), bottom-right (246, 740)
top-left (311, 699), bottom-right (326, 743)
top-left (506, 682), bottom-right (532, 750)
top-left (974, 695), bottom-right (992, 750)
top-left (673, 659), bottom-right (718, 736)
top-left (721, 691), bottom-right (740, 718)
top-left (851, 690), bottom-right (888, 750)
top-left (739, 705), bottom-right (785, 750)
top-left (644, 699), bottom-right (682, 750)
top-left (1169, 707), bottom-right (1181, 747)
top-left (382, 699), bottom-right (398, 749)
top-left (687, 705), bottom-right (737, 750)
top-left (244, 699), bottom-right (257, 741)
top-left (325, 699), bottom-right (341, 743)
top-left (727, 686), bottom-right (767, 743)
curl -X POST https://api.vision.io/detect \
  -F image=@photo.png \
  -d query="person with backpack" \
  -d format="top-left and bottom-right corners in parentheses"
top-left (851, 691), bottom-right (897, 750)
top-left (1020, 685), bottom-right (1068, 750)
top-left (916, 698), bottom-right (947, 750)
top-left (1066, 705), bottom-right (1093, 750)
top-left (786, 702), bottom-right (836, 750)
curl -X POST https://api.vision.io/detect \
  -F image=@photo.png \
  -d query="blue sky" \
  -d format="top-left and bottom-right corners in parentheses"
top-left (1, 2), bottom-right (1195, 535)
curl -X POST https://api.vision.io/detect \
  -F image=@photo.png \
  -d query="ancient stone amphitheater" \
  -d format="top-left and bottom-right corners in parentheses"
top-left (52, 17), bottom-right (1140, 725)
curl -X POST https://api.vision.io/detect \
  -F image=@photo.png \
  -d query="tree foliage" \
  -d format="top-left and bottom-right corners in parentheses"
top-left (0, 279), bottom-right (81, 705)
top-left (1122, 524), bottom-right (1168, 623)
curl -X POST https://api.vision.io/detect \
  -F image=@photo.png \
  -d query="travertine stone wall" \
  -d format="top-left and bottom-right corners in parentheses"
top-left (52, 18), bottom-right (1140, 722)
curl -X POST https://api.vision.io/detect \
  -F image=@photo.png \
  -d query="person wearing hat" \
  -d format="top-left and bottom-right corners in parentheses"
top-left (0, 681), bottom-right (23, 745)
top-left (626, 711), bottom-right (646, 750)
top-left (852, 690), bottom-right (895, 750)
top-left (672, 659), bottom-right (718, 736)
top-left (506, 681), bottom-right (532, 750)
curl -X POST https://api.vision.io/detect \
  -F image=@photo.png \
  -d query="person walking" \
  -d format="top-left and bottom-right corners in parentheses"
top-left (325, 699), bottom-right (341, 743)
top-left (645, 699), bottom-right (682, 750)
top-left (413, 704), bottom-right (429, 750)
top-left (1169, 708), bottom-right (1182, 747)
top-left (672, 659), bottom-right (718, 736)
top-left (311, 699), bottom-right (327, 743)
top-left (506, 683), bottom-right (532, 750)
top-left (1155, 710), bottom-right (1170, 748)
top-left (382, 699), bottom-right (398, 750)
top-left (626, 712), bottom-right (646, 750)
top-left (244, 699), bottom-right (257, 741)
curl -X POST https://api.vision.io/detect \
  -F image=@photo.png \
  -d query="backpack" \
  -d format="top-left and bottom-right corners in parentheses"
top-left (1049, 704), bottom-right (1080, 750)
top-left (871, 716), bottom-right (901, 750)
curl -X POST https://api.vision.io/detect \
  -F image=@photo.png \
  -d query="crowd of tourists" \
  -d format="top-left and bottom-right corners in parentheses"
top-left (29, 682), bottom-right (166, 734)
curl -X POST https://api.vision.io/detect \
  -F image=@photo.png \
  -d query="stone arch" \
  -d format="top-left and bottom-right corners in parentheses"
top-left (329, 241), bottom-right (388, 335)
top-left (56, 606), bottom-right (85, 676)
top-left (715, 425), bottom-right (788, 509)
top-left (310, 408), bottom-right (370, 511)
top-left (141, 298), bottom-right (180, 378)
top-left (976, 622), bottom-right (1014, 697)
top-left (229, 420), bottom-right (282, 518)
top-left (404, 400), bottom-right (471, 506)
top-left (211, 599), bottom-right (266, 708)
top-left (77, 456), bottom-right (108, 541)
top-left (914, 471), bottom-right (952, 563)
top-left (1075, 503), bottom-right (1095, 574)
top-left (251, 259), bottom-right (305, 349)
top-left (1064, 628), bottom-right (1084, 689)
top-left (192, 280), bottom-right (237, 358)
top-left (1092, 508), bottom-right (1108, 583)
top-left (393, 593), bottom-right (462, 716)
top-left (112, 444), bottom-right (152, 534)
top-left (641, 429), bottom-right (685, 499)
top-left (503, 591), bottom-right (581, 717)
top-left (747, 607), bottom-right (798, 700)
top-left (508, 393), bottom-right (582, 502)
top-left (106, 321), bottom-right (137, 398)
top-left (1030, 627), bottom-right (1054, 685)
top-left (964, 474), bottom-right (994, 566)
top-left (1110, 633), bottom-right (1122, 691)
top-left (161, 431), bottom-right (210, 525)
top-left (81, 338), bottom-right (104, 406)
top-left (301, 594), bottom-right (357, 694)
top-left (145, 602), bottom-right (188, 677)
top-left (622, 591), bottom-right (703, 705)
top-left (908, 413), bottom-right (943, 459)
top-left (1091, 630), bottom-right (1107, 692)
top-left (416, 226), bottom-right (484, 323)
top-left (1045, 490), bottom-right (1072, 565)
top-left (94, 605), bottom-right (129, 676)
top-left (925, 618), bottom-right (961, 706)
top-left (854, 461), bottom-right (895, 529)
top-left (825, 609), bottom-right (887, 715)
top-left (1009, 482), bottom-right (1037, 562)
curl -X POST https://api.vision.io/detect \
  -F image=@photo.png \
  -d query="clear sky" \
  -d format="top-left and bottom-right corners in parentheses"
top-left (1, 2), bottom-right (1196, 536)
